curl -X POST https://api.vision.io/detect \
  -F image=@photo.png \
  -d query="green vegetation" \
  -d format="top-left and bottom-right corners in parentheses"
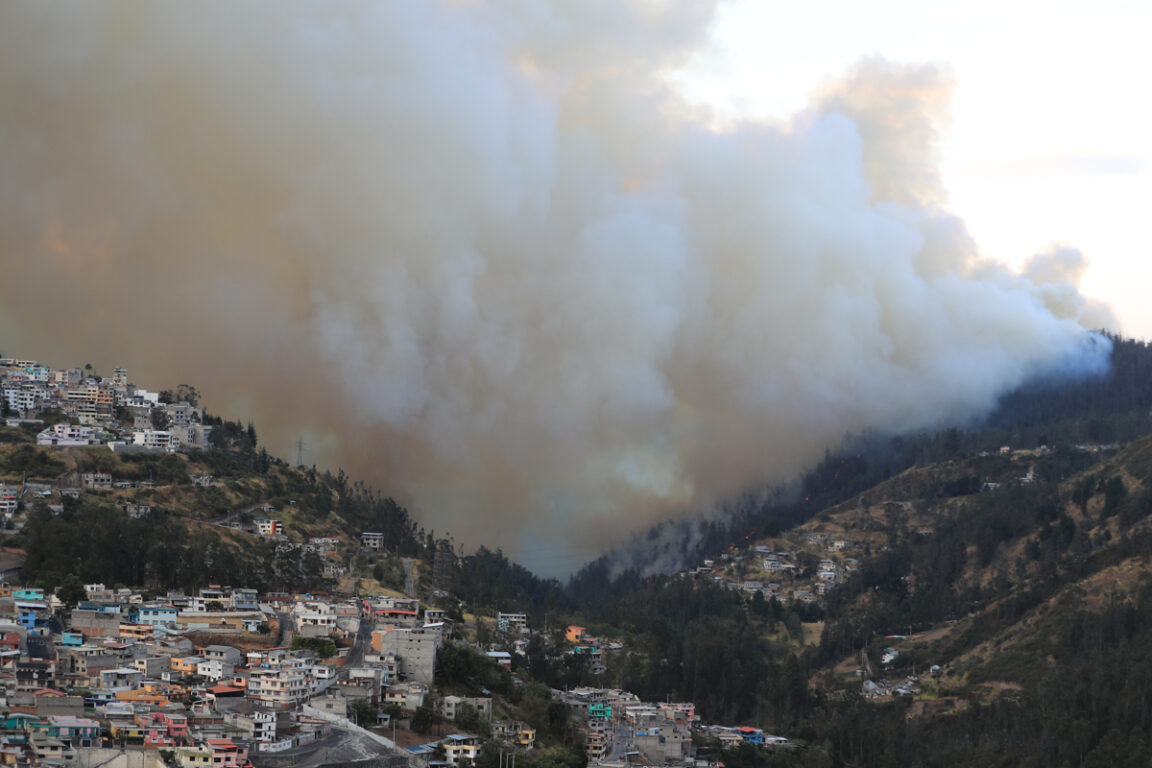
top-left (348, 699), bottom-right (379, 728)
top-left (116, 452), bottom-right (189, 484)
top-left (0, 444), bottom-right (66, 480)
top-left (15, 497), bottom-right (331, 593)
top-left (0, 426), bottom-right (33, 445)
top-left (291, 636), bottom-right (338, 658)
top-left (0, 412), bottom-right (435, 595)
top-left (433, 644), bottom-right (585, 768)
top-left (436, 643), bottom-right (516, 698)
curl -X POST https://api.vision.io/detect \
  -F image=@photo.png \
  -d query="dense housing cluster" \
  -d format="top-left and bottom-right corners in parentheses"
top-left (1, 359), bottom-right (210, 453)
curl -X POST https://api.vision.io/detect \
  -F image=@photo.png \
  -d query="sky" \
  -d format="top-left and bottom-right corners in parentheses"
top-left (675, 0), bottom-right (1152, 338)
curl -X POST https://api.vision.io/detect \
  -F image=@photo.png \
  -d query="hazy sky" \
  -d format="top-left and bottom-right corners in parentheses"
top-left (676, 0), bottom-right (1152, 338)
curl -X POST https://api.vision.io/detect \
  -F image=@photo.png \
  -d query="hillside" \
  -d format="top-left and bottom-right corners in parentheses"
top-left (583, 434), bottom-right (1152, 767)
top-left (567, 334), bottom-right (1152, 586)
top-left (0, 439), bottom-right (428, 595)
top-left (5, 338), bottom-right (1152, 766)
top-left (541, 333), bottom-right (1152, 767)
top-left (6, 428), bottom-right (1147, 765)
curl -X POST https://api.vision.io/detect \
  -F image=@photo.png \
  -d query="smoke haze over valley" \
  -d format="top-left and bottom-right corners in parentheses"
top-left (0, 1), bottom-right (1114, 575)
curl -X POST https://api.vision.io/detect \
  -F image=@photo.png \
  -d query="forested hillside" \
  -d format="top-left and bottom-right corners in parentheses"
top-left (443, 334), bottom-right (1152, 766)
top-left (2, 421), bottom-right (430, 595)
top-left (572, 334), bottom-right (1152, 586)
top-left (545, 335), bottom-right (1152, 767)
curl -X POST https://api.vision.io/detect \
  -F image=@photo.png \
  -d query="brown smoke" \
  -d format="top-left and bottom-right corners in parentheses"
top-left (0, 2), bottom-right (1111, 575)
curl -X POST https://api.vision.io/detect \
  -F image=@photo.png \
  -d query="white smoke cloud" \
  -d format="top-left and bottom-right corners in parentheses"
top-left (0, 1), bottom-right (1112, 575)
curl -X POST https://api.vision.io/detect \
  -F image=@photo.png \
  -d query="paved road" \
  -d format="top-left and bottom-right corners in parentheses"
top-left (277, 611), bottom-right (294, 647)
top-left (607, 723), bottom-right (634, 761)
top-left (346, 617), bottom-right (373, 669)
top-left (250, 724), bottom-right (405, 768)
top-left (315, 617), bottom-right (373, 694)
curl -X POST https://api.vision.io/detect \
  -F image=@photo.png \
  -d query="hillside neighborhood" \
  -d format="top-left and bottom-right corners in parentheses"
top-left (10, 345), bottom-right (1148, 768)
top-left (0, 356), bottom-right (793, 768)
top-left (2, 359), bottom-right (211, 454)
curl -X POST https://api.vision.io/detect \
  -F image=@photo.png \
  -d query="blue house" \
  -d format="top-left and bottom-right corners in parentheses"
top-left (737, 727), bottom-right (765, 745)
top-left (135, 605), bottom-right (178, 627)
top-left (76, 600), bottom-right (120, 614)
top-left (0, 713), bottom-right (41, 737)
top-left (588, 702), bottom-right (613, 720)
top-left (16, 602), bottom-right (50, 630)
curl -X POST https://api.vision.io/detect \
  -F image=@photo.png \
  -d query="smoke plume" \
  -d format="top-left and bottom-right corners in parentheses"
top-left (0, 2), bottom-right (1112, 575)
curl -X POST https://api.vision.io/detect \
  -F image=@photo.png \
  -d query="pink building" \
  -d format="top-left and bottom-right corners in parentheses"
top-left (658, 702), bottom-right (696, 724)
top-left (206, 740), bottom-right (249, 768)
top-left (137, 712), bottom-right (188, 746)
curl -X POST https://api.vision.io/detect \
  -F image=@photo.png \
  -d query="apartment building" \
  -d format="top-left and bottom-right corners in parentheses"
top-left (246, 656), bottom-right (315, 709)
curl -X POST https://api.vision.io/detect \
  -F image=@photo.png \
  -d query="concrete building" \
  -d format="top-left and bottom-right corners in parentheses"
top-left (131, 429), bottom-right (176, 451)
top-left (203, 645), bottom-right (243, 666)
top-left (442, 734), bottom-right (482, 766)
top-left (231, 589), bottom-right (259, 612)
top-left (0, 486), bottom-right (18, 518)
top-left (294, 603), bottom-right (336, 637)
top-left (137, 605), bottom-right (179, 626)
top-left (635, 725), bottom-right (694, 766)
top-left (441, 696), bottom-right (493, 722)
top-left (196, 658), bottom-right (235, 682)
top-left (246, 656), bottom-right (316, 709)
top-left (100, 667), bottom-right (144, 691)
top-left (496, 612), bottom-right (528, 634)
top-left (254, 517), bottom-right (283, 536)
top-left (225, 708), bottom-right (276, 742)
top-left (371, 627), bottom-right (438, 684)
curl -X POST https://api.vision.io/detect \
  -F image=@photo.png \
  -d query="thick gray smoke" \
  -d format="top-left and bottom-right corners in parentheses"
top-left (0, 2), bottom-right (1113, 575)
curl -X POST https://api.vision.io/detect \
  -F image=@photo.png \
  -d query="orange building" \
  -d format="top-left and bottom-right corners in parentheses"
top-left (117, 686), bottom-right (176, 707)
top-left (119, 623), bottom-right (154, 642)
top-left (169, 656), bottom-right (201, 676)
